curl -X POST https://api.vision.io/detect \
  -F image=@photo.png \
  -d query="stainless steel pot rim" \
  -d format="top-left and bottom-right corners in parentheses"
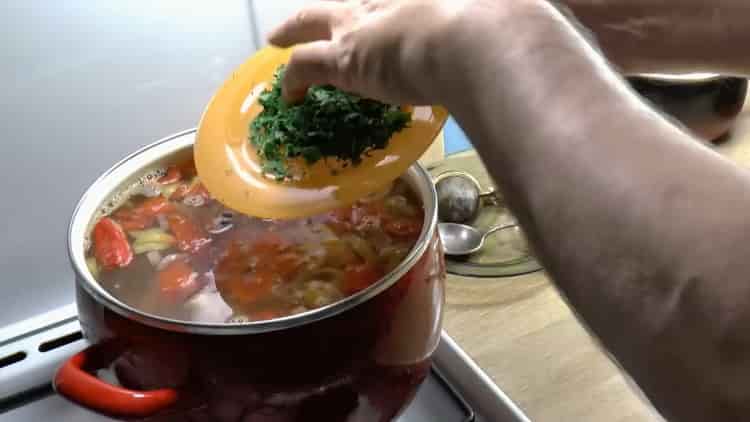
top-left (634, 72), bottom-right (722, 82)
top-left (68, 129), bottom-right (439, 335)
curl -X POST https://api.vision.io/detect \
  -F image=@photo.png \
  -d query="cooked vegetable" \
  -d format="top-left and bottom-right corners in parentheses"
top-left (115, 197), bottom-right (174, 231)
top-left (145, 250), bottom-right (163, 267)
top-left (92, 217), bottom-right (133, 269)
top-left (129, 228), bottom-right (176, 245)
top-left (342, 263), bottom-right (382, 295)
top-left (132, 241), bottom-right (173, 255)
top-left (343, 234), bottom-right (378, 263)
top-left (301, 281), bottom-right (344, 308)
top-left (226, 270), bottom-right (279, 305)
top-left (380, 245), bottom-right (410, 273)
top-left (271, 252), bottom-right (304, 278)
top-left (157, 260), bottom-right (201, 302)
top-left (159, 183), bottom-right (181, 199)
top-left (249, 66), bottom-right (412, 179)
top-left (87, 161), bottom-right (423, 322)
top-left (384, 195), bottom-right (418, 218)
top-left (158, 165), bottom-right (182, 185)
top-left (169, 178), bottom-right (210, 202)
top-left (322, 239), bottom-right (359, 267)
top-left (383, 218), bottom-right (422, 238)
top-left (86, 256), bottom-right (100, 278)
top-left (156, 253), bottom-right (187, 272)
top-left (166, 212), bottom-right (210, 253)
top-left (208, 211), bottom-right (234, 235)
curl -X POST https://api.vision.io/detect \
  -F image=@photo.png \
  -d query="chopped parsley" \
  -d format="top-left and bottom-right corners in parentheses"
top-left (249, 66), bottom-right (412, 180)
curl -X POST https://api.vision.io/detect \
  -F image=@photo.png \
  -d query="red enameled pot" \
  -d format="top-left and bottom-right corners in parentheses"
top-left (55, 130), bottom-right (446, 422)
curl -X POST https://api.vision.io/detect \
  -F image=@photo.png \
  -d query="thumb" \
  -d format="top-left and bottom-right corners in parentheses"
top-left (281, 41), bottom-right (340, 103)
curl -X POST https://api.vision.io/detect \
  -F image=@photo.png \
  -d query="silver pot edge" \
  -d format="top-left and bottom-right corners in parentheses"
top-left (67, 129), bottom-right (439, 335)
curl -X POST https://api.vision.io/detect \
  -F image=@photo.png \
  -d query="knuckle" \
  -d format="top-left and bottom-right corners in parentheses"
top-left (334, 44), bottom-right (352, 72)
top-left (334, 7), bottom-right (354, 26)
top-left (360, 0), bottom-right (379, 13)
top-left (333, 43), bottom-right (355, 89)
top-left (294, 10), bottom-right (309, 25)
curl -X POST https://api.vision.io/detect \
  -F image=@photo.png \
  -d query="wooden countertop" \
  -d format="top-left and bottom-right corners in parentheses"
top-left (439, 101), bottom-right (750, 421)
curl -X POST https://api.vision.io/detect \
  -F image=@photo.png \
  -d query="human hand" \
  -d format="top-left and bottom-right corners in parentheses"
top-left (268, 0), bottom-right (535, 105)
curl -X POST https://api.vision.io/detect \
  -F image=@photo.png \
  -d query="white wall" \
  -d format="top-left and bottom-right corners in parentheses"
top-left (0, 0), bottom-right (259, 326)
top-left (252, 0), bottom-right (312, 43)
top-left (0, 0), bottom-right (316, 327)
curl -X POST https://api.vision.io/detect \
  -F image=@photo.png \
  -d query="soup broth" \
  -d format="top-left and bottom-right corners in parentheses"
top-left (86, 160), bottom-right (423, 323)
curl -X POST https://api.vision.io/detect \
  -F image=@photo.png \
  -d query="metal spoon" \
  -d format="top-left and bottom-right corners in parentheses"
top-left (438, 222), bottom-right (518, 256)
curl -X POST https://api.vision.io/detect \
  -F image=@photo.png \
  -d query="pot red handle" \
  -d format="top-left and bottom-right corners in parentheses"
top-left (54, 343), bottom-right (178, 417)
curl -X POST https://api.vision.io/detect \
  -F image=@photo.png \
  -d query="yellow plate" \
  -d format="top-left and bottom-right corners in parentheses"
top-left (195, 46), bottom-right (448, 219)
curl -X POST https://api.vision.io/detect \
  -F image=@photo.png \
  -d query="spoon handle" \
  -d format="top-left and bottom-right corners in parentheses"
top-left (478, 190), bottom-right (497, 200)
top-left (483, 222), bottom-right (518, 238)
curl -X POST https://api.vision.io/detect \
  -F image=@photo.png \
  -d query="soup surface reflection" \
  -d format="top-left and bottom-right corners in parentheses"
top-left (86, 160), bottom-right (423, 323)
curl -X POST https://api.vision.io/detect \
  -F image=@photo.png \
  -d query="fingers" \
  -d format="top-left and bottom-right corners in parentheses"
top-left (281, 41), bottom-right (339, 103)
top-left (268, 1), bottom-right (348, 47)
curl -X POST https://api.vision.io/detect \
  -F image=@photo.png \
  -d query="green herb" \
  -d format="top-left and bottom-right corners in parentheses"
top-left (250, 66), bottom-right (412, 180)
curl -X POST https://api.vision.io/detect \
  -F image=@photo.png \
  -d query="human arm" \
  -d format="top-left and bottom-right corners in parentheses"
top-left (559, 0), bottom-right (750, 75)
top-left (269, 1), bottom-right (750, 421)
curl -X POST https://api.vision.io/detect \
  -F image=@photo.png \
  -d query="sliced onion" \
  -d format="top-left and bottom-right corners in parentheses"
top-left (156, 253), bottom-right (187, 271)
top-left (202, 271), bottom-right (217, 291)
top-left (132, 241), bottom-right (172, 255)
top-left (183, 195), bottom-right (205, 207)
top-left (207, 213), bottom-right (233, 234)
top-left (139, 183), bottom-right (161, 198)
top-left (157, 214), bottom-right (169, 230)
top-left (185, 287), bottom-right (233, 323)
top-left (145, 250), bottom-right (162, 267)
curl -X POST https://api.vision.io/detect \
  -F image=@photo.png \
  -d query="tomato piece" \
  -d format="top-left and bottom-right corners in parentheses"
top-left (170, 180), bottom-right (210, 202)
top-left (157, 260), bottom-right (201, 302)
top-left (383, 218), bottom-right (422, 238)
top-left (140, 197), bottom-right (174, 215)
top-left (176, 159), bottom-right (198, 179)
top-left (93, 217), bottom-right (133, 269)
top-left (246, 234), bottom-right (300, 279)
top-left (214, 241), bottom-right (249, 277)
top-left (270, 251), bottom-right (303, 278)
top-left (116, 213), bottom-right (154, 231)
top-left (158, 165), bottom-right (182, 184)
top-left (169, 183), bottom-right (191, 201)
top-left (342, 263), bottom-right (383, 295)
top-left (214, 238), bottom-right (299, 308)
top-left (166, 212), bottom-right (211, 253)
top-left (187, 182), bottom-right (210, 201)
top-left (214, 242), bottom-right (241, 271)
top-left (226, 270), bottom-right (277, 304)
top-left (252, 232), bottom-right (288, 254)
top-left (115, 197), bottom-right (174, 230)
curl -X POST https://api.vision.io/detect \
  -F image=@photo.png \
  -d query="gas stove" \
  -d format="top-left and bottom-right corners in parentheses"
top-left (0, 304), bottom-right (529, 421)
